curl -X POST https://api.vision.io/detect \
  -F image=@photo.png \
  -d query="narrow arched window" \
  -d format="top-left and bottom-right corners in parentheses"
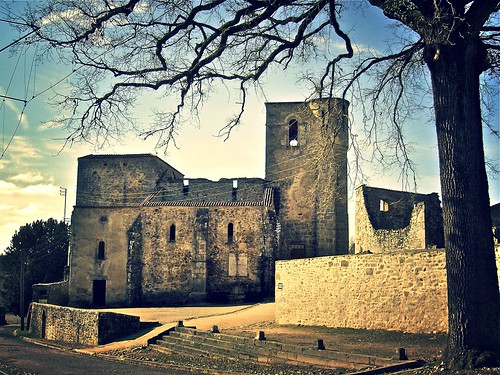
top-left (169, 224), bottom-right (176, 242)
top-left (227, 223), bottom-right (234, 243)
top-left (97, 241), bottom-right (105, 260)
top-left (288, 119), bottom-right (298, 146)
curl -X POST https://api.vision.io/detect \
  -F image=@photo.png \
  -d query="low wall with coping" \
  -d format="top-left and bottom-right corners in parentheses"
top-left (275, 248), bottom-right (500, 334)
top-left (29, 303), bottom-right (140, 346)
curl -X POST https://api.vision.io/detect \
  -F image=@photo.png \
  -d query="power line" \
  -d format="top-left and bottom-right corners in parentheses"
top-left (0, 101), bottom-right (26, 160)
top-left (0, 94), bottom-right (26, 103)
top-left (0, 18), bottom-right (31, 27)
top-left (0, 28), bottom-right (39, 54)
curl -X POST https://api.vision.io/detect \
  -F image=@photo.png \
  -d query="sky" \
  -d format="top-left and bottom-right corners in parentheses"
top-left (0, 1), bottom-right (498, 254)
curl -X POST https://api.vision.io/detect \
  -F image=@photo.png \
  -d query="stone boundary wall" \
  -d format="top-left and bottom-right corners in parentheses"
top-left (29, 303), bottom-right (140, 345)
top-left (32, 281), bottom-right (69, 306)
top-left (275, 249), bottom-right (500, 334)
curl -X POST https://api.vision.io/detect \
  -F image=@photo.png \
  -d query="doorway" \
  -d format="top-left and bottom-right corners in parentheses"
top-left (290, 243), bottom-right (306, 259)
top-left (41, 310), bottom-right (46, 338)
top-left (92, 280), bottom-right (106, 307)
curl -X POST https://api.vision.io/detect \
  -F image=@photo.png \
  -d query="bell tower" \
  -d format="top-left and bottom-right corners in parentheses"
top-left (265, 98), bottom-right (349, 259)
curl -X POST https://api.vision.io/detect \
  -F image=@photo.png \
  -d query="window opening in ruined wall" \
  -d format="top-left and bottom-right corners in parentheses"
top-left (228, 253), bottom-right (248, 276)
top-left (97, 241), bottom-right (105, 260)
top-left (227, 223), bottom-right (234, 243)
top-left (169, 224), bottom-right (176, 242)
top-left (289, 119), bottom-right (298, 146)
top-left (380, 200), bottom-right (389, 212)
top-left (232, 179), bottom-right (238, 200)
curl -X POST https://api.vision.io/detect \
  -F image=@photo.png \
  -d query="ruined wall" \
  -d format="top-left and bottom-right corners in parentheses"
top-left (139, 204), bottom-right (273, 305)
top-left (275, 248), bottom-right (500, 333)
top-left (29, 303), bottom-right (140, 345)
top-left (205, 206), bottom-right (271, 302)
top-left (76, 154), bottom-right (183, 207)
top-left (69, 201), bottom-right (275, 307)
top-left (139, 206), bottom-right (200, 305)
top-left (265, 99), bottom-right (349, 259)
top-left (355, 186), bottom-right (444, 253)
top-left (69, 207), bottom-right (138, 307)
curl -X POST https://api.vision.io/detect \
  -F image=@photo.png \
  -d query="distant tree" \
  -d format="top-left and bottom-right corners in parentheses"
top-left (0, 219), bottom-right (68, 316)
top-left (2, 0), bottom-right (499, 368)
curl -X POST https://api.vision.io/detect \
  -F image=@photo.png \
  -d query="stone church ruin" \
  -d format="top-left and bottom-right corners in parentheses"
top-left (66, 98), bottom-right (349, 307)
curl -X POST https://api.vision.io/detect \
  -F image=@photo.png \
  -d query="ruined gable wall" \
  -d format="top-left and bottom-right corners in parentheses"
top-left (275, 248), bottom-right (500, 333)
top-left (355, 186), bottom-right (444, 253)
top-left (76, 155), bottom-right (183, 207)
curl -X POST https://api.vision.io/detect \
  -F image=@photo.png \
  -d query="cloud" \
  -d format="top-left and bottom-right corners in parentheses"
top-left (9, 172), bottom-right (45, 184)
top-left (0, 183), bottom-right (64, 253)
top-left (0, 203), bottom-right (15, 211)
top-left (0, 180), bottom-right (58, 198)
top-left (41, 9), bottom-right (85, 26)
top-left (0, 179), bottom-right (16, 191)
top-left (4, 136), bottom-right (42, 160)
top-left (20, 183), bottom-right (59, 196)
top-left (17, 203), bottom-right (42, 216)
top-left (38, 120), bottom-right (64, 131)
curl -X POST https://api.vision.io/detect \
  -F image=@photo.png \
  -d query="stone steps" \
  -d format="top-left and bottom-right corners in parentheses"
top-left (149, 324), bottom-right (422, 372)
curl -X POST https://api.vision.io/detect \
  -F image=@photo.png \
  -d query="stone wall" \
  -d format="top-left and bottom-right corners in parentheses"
top-left (29, 303), bottom-right (140, 345)
top-left (204, 206), bottom-right (273, 302)
top-left (275, 248), bottom-right (500, 333)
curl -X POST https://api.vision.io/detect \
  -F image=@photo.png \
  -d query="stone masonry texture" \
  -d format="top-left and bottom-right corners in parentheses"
top-left (29, 302), bottom-right (140, 345)
top-left (275, 248), bottom-right (500, 333)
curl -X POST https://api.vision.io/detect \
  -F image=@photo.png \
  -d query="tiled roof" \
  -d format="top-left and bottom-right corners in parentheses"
top-left (141, 187), bottom-right (275, 208)
top-left (142, 201), bottom-right (265, 207)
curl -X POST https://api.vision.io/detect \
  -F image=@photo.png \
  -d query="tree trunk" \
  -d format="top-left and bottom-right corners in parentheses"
top-left (425, 38), bottom-right (500, 369)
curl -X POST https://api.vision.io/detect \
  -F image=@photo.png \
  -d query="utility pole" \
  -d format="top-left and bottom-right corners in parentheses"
top-left (60, 187), bottom-right (67, 223)
top-left (20, 256), bottom-right (25, 331)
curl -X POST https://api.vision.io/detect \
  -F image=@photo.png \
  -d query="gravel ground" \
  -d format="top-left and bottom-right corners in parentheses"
top-left (104, 346), bottom-right (352, 374)
top-left (101, 345), bottom-right (500, 375)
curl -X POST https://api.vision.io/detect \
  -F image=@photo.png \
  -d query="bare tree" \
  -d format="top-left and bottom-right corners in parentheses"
top-left (4, 0), bottom-right (499, 368)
